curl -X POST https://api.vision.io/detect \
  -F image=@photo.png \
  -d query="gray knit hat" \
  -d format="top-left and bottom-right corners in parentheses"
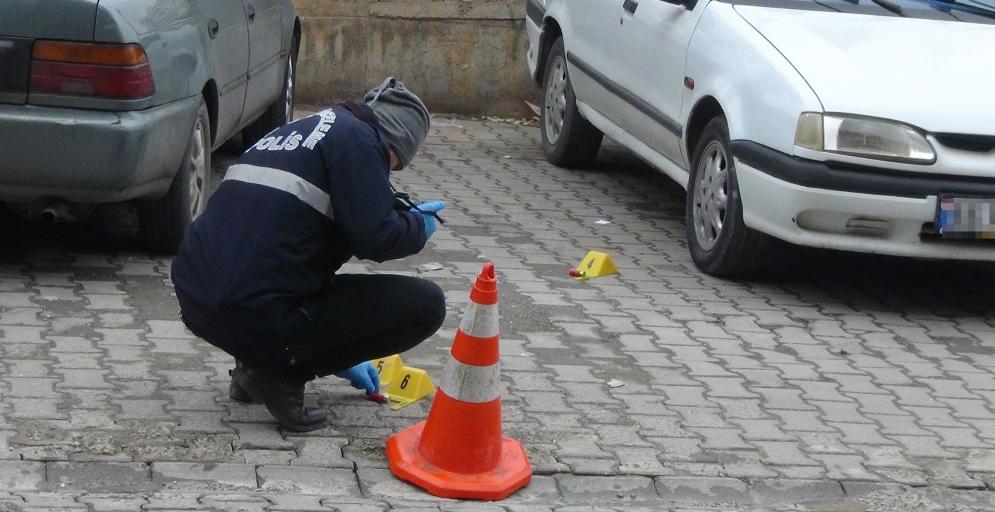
top-left (364, 77), bottom-right (430, 170)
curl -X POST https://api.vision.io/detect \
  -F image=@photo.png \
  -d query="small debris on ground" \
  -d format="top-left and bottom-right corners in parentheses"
top-left (417, 263), bottom-right (444, 273)
top-left (594, 219), bottom-right (612, 225)
top-left (607, 379), bottom-right (626, 388)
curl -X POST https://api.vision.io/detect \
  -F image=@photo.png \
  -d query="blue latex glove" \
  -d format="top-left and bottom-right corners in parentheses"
top-left (335, 362), bottom-right (380, 394)
top-left (415, 201), bottom-right (446, 239)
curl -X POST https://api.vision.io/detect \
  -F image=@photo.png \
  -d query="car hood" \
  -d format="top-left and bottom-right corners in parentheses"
top-left (734, 5), bottom-right (995, 135)
top-left (0, 0), bottom-right (98, 41)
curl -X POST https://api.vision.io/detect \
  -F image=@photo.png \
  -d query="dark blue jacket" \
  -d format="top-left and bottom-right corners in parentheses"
top-left (171, 104), bottom-right (426, 336)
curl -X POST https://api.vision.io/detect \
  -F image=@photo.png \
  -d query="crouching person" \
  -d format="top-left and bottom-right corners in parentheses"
top-left (171, 78), bottom-right (447, 431)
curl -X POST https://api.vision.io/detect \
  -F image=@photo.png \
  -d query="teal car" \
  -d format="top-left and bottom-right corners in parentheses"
top-left (0, 0), bottom-right (300, 252)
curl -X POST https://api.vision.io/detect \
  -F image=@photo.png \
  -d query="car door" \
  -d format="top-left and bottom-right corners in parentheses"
top-left (242, 0), bottom-right (285, 121)
top-left (196, 0), bottom-right (249, 146)
top-left (616, 0), bottom-right (707, 168)
top-left (561, 0), bottom-right (631, 126)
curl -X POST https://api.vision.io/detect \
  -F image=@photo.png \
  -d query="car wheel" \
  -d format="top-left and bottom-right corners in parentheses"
top-left (138, 99), bottom-right (212, 254)
top-left (540, 37), bottom-right (603, 168)
top-left (685, 116), bottom-right (769, 277)
top-left (242, 37), bottom-right (298, 148)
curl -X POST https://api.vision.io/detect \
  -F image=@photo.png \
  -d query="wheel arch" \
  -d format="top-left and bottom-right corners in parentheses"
top-left (293, 16), bottom-right (302, 53)
top-left (684, 95), bottom-right (726, 165)
top-left (535, 16), bottom-right (563, 86)
top-left (202, 80), bottom-right (219, 146)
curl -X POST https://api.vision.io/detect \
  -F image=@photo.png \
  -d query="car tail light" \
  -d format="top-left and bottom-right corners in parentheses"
top-left (30, 41), bottom-right (154, 100)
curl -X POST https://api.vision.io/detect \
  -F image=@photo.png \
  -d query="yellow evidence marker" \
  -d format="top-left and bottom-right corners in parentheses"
top-left (386, 366), bottom-right (435, 411)
top-left (569, 250), bottom-right (618, 281)
top-left (370, 355), bottom-right (436, 411)
top-left (372, 354), bottom-right (404, 389)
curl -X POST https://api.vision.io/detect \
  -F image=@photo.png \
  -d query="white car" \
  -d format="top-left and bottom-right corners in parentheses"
top-left (526, 0), bottom-right (995, 276)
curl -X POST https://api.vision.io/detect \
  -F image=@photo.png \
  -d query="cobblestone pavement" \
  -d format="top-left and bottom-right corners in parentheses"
top-left (2, 110), bottom-right (995, 511)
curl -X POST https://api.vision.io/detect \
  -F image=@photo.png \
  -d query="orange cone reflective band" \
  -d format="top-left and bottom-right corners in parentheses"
top-left (386, 263), bottom-right (531, 500)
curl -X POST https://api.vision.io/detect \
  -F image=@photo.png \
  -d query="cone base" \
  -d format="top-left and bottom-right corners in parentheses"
top-left (386, 421), bottom-right (532, 501)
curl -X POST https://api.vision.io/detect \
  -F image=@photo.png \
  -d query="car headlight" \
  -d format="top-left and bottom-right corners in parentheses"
top-left (794, 113), bottom-right (935, 164)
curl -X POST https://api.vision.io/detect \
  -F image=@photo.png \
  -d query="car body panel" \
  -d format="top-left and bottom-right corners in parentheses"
top-left (192, 0), bottom-right (250, 145)
top-left (243, 0), bottom-right (287, 124)
top-left (0, 96), bottom-right (200, 203)
top-left (684, 4), bottom-right (823, 159)
top-left (525, 0), bottom-right (544, 79)
top-left (735, 5), bottom-right (995, 136)
top-left (0, 0), bottom-right (298, 204)
top-left (617, 0), bottom-right (705, 165)
top-left (737, 161), bottom-right (995, 261)
top-left (0, 0), bottom-right (97, 40)
top-left (91, 1), bottom-right (214, 111)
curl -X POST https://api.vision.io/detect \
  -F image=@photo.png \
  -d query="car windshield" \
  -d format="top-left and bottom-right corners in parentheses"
top-left (730, 0), bottom-right (995, 23)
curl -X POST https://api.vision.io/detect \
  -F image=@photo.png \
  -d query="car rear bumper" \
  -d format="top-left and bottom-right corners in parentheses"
top-left (734, 141), bottom-right (995, 262)
top-left (0, 95), bottom-right (200, 203)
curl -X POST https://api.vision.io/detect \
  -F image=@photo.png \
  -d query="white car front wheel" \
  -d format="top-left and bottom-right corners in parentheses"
top-left (685, 116), bottom-right (769, 277)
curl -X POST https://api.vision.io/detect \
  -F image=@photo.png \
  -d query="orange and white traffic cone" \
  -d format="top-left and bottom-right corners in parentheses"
top-left (386, 263), bottom-right (532, 500)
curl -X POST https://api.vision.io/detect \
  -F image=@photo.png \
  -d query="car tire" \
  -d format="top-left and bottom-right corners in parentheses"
top-left (540, 37), bottom-right (603, 167)
top-left (685, 116), bottom-right (769, 277)
top-left (138, 98), bottom-right (212, 254)
top-left (242, 37), bottom-right (298, 148)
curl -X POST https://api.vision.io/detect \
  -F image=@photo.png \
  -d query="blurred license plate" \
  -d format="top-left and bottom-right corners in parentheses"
top-left (938, 195), bottom-right (995, 239)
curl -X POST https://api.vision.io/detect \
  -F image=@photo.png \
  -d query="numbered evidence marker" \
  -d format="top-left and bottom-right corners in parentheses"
top-left (386, 366), bottom-right (435, 411)
top-left (370, 355), bottom-right (436, 410)
top-left (372, 354), bottom-right (405, 389)
top-left (570, 250), bottom-right (618, 281)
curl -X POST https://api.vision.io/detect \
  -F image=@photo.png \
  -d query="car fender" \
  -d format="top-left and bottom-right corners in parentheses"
top-left (278, 1), bottom-right (299, 52)
top-left (94, 1), bottom-right (210, 107)
top-left (529, 0), bottom-right (577, 85)
top-left (682, 2), bottom-right (823, 161)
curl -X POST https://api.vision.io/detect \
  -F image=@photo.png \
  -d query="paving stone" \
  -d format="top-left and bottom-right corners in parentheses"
top-left (18, 491), bottom-right (84, 509)
top-left (688, 427), bottom-right (753, 450)
top-left (751, 478), bottom-right (844, 507)
top-left (57, 369), bottom-right (112, 389)
top-left (258, 465), bottom-right (360, 496)
top-left (0, 461), bottom-right (45, 491)
top-left (655, 476), bottom-right (750, 505)
top-left (558, 475), bottom-right (659, 502)
top-left (152, 462), bottom-right (257, 489)
top-left (267, 493), bottom-right (335, 511)
top-left (808, 455), bottom-right (880, 481)
top-left (85, 294), bottom-right (130, 310)
top-left (559, 458), bottom-right (619, 475)
top-left (230, 423), bottom-right (296, 450)
top-left (732, 419), bottom-right (795, 442)
top-left (754, 441), bottom-right (819, 467)
top-left (923, 460), bottom-right (987, 489)
top-left (356, 468), bottom-right (440, 502)
top-left (113, 399), bottom-right (170, 419)
top-left (289, 437), bottom-right (353, 468)
top-left (46, 462), bottom-right (156, 492)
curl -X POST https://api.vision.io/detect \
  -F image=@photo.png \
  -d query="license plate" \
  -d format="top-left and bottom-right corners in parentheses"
top-left (938, 195), bottom-right (995, 239)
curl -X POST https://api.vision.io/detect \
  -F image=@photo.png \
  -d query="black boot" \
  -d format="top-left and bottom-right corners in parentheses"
top-left (234, 364), bottom-right (328, 432)
top-left (228, 361), bottom-right (256, 403)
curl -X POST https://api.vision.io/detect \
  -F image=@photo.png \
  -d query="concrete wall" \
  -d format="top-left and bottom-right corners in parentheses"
top-left (292, 0), bottom-right (536, 117)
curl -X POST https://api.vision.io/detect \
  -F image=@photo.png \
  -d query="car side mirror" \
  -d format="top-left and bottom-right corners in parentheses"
top-left (662, 0), bottom-right (697, 9)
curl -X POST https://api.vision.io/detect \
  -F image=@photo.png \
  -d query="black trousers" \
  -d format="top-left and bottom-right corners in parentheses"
top-left (180, 274), bottom-right (447, 380)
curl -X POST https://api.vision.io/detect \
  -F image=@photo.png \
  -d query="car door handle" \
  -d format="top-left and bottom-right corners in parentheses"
top-left (623, 0), bottom-right (638, 13)
top-left (207, 19), bottom-right (219, 39)
top-left (246, 3), bottom-right (256, 23)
